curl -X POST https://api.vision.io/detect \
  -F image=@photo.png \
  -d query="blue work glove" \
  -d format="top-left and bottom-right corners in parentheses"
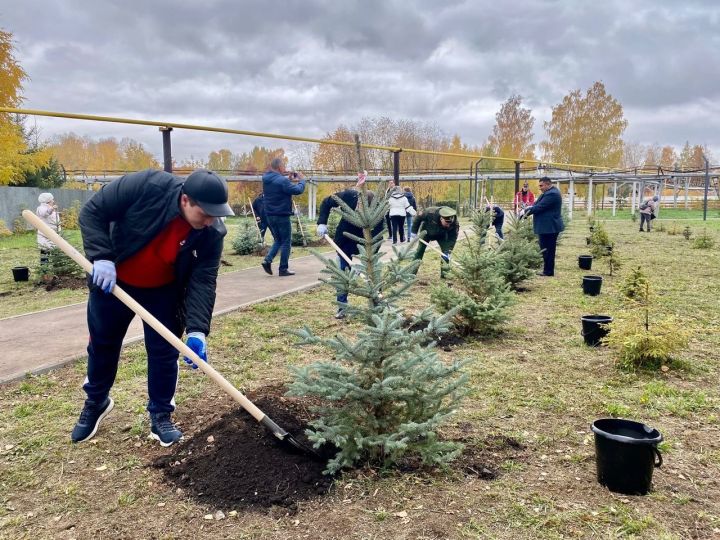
top-left (184, 332), bottom-right (207, 369)
top-left (317, 224), bottom-right (328, 237)
top-left (410, 233), bottom-right (418, 240)
top-left (441, 252), bottom-right (451, 263)
top-left (92, 260), bottom-right (116, 293)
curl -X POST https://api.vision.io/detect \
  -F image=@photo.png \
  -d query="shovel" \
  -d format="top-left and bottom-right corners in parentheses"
top-left (293, 201), bottom-right (308, 247)
top-left (22, 209), bottom-right (319, 459)
top-left (248, 197), bottom-right (265, 247)
top-left (418, 237), bottom-right (461, 267)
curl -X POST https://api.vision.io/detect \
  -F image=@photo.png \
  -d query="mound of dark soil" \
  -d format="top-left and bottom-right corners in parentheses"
top-left (154, 393), bottom-right (334, 512)
top-left (404, 317), bottom-right (467, 350)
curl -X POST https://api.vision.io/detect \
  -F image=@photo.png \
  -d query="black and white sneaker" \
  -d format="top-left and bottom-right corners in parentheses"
top-left (149, 413), bottom-right (183, 447)
top-left (335, 308), bottom-right (346, 320)
top-left (70, 397), bottom-right (114, 443)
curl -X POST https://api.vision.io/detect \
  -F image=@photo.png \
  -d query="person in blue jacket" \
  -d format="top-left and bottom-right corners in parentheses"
top-left (260, 158), bottom-right (306, 276)
top-left (522, 177), bottom-right (564, 277)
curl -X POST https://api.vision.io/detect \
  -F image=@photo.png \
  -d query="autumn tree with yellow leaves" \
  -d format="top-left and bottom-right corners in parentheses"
top-left (47, 133), bottom-right (159, 173)
top-left (487, 95), bottom-right (536, 163)
top-left (541, 81), bottom-right (627, 169)
top-left (0, 29), bottom-right (50, 185)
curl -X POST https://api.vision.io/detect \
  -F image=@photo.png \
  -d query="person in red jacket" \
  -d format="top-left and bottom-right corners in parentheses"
top-left (514, 182), bottom-right (536, 214)
top-left (71, 169), bottom-right (233, 447)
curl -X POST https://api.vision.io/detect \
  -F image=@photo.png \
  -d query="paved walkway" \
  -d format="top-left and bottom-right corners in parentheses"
top-left (0, 251), bottom-right (338, 383)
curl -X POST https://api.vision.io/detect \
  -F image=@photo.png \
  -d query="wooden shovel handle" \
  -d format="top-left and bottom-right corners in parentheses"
top-left (22, 209), bottom-right (266, 422)
top-left (418, 237), bottom-right (461, 267)
top-left (323, 234), bottom-right (353, 266)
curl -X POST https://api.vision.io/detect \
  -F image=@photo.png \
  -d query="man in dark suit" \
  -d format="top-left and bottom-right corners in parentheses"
top-left (522, 177), bottom-right (564, 277)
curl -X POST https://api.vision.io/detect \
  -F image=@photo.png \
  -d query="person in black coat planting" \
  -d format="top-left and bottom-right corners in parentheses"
top-left (316, 186), bottom-right (383, 319)
top-left (522, 177), bottom-right (564, 277)
top-left (72, 168), bottom-right (234, 447)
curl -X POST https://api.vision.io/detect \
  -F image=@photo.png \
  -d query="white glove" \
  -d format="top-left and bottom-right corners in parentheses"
top-left (317, 224), bottom-right (328, 237)
top-left (410, 233), bottom-right (417, 240)
top-left (92, 260), bottom-right (116, 293)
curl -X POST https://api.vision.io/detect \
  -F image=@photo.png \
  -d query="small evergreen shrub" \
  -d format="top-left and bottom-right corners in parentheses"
top-left (60, 201), bottom-right (82, 230)
top-left (589, 222), bottom-right (612, 259)
top-left (494, 213), bottom-right (542, 289)
top-left (656, 222), bottom-right (666, 232)
top-left (604, 313), bottom-right (690, 371)
top-left (692, 229), bottom-right (715, 249)
top-left (630, 212), bottom-right (638, 222)
top-left (682, 226), bottom-right (692, 240)
top-left (620, 267), bottom-right (649, 301)
top-left (667, 223), bottom-right (679, 236)
top-left (431, 210), bottom-right (514, 335)
top-left (13, 215), bottom-right (29, 234)
top-left (39, 247), bottom-right (85, 280)
top-left (289, 185), bottom-right (467, 474)
top-left (0, 220), bottom-right (12, 237)
top-left (232, 221), bottom-right (259, 255)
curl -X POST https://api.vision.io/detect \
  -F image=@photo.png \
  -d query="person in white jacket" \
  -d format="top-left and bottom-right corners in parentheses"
top-left (387, 186), bottom-right (416, 244)
top-left (36, 192), bottom-right (60, 265)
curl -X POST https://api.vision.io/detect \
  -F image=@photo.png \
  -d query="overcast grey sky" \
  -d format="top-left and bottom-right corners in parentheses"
top-left (2, 0), bottom-right (720, 166)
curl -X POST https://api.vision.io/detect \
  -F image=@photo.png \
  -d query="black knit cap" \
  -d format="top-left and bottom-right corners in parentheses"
top-left (182, 169), bottom-right (234, 217)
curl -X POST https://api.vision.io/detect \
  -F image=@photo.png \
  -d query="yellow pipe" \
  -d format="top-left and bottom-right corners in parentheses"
top-left (0, 107), bottom-right (611, 171)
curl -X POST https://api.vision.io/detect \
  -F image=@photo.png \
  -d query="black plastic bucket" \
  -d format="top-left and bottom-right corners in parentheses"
top-left (582, 275), bottom-right (603, 296)
top-left (581, 314), bottom-right (612, 346)
top-left (591, 418), bottom-right (663, 495)
top-left (578, 255), bottom-right (593, 270)
top-left (12, 266), bottom-right (29, 282)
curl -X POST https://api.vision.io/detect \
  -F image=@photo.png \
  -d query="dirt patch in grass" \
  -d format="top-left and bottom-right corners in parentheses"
top-left (154, 387), bottom-right (335, 512)
top-left (39, 275), bottom-right (87, 292)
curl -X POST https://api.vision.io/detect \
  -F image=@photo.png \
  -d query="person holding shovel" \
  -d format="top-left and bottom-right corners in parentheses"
top-left (410, 206), bottom-right (459, 278)
top-left (316, 174), bottom-right (383, 319)
top-left (260, 157), bottom-right (306, 276)
top-left (71, 168), bottom-right (234, 446)
top-left (251, 192), bottom-right (267, 243)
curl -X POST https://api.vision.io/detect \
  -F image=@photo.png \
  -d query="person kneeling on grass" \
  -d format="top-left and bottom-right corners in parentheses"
top-left (410, 206), bottom-right (459, 278)
top-left (71, 168), bottom-right (233, 447)
top-left (316, 183), bottom-right (382, 319)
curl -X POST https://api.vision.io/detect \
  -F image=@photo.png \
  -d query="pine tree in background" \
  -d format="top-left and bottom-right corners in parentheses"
top-left (232, 221), bottom-right (259, 255)
top-left (431, 209), bottom-right (514, 335)
top-left (288, 183), bottom-right (467, 474)
top-left (495, 213), bottom-right (543, 290)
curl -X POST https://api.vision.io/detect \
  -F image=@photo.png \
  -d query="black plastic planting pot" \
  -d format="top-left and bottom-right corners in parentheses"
top-left (578, 255), bottom-right (593, 270)
top-left (591, 418), bottom-right (663, 495)
top-left (12, 266), bottom-right (29, 282)
top-left (581, 314), bottom-right (612, 346)
top-left (582, 274), bottom-right (603, 296)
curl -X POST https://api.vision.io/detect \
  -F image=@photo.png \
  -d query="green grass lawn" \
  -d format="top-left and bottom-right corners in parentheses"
top-left (1, 216), bottom-right (719, 538)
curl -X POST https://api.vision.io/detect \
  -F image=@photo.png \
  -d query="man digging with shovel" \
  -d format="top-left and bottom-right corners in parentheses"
top-left (410, 206), bottom-right (459, 278)
top-left (71, 168), bottom-right (234, 446)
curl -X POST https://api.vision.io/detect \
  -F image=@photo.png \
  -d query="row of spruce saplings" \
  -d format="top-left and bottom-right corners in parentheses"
top-left (585, 218), bottom-right (691, 372)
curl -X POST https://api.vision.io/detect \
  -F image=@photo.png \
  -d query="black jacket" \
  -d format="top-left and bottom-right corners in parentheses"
top-left (79, 169), bottom-right (226, 335)
top-left (317, 189), bottom-right (384, 256)
top-left (252, 193), bottom-right (266, 224)
top-left (404, 192), bottom-right (417, 212)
